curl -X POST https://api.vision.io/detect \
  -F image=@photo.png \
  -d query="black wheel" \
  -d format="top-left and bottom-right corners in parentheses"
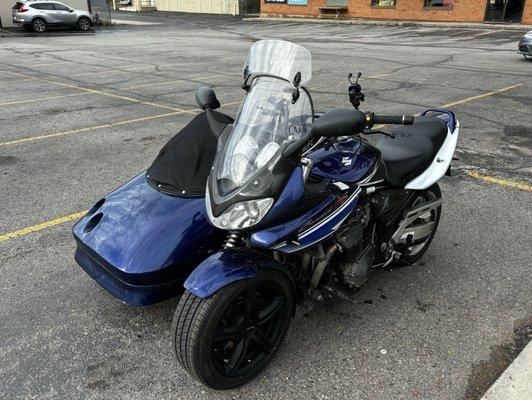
top-left (172, 269), bottom-right (293, 389)
top-left (78, 17), bottom-right (91, 32)
top-left (398, 183), bottom-right (442, 264)
top-left (32, 18), bottom-right (47, 33)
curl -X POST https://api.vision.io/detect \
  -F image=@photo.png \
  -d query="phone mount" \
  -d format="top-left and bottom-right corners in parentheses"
top-left (348, 72), bottom-right (365, 110)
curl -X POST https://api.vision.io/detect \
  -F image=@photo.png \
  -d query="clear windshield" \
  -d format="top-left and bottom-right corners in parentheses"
top-left (243, 40), bottom-right (312, 85)
top-left (217, 76), bottom-right (313, 189)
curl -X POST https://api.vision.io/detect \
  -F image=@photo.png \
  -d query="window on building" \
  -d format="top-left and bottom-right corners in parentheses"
top-left (327, 0), bottom-right (348, 6)
top-left (371, 0), bottom-right (396, 7)
top-left (424, 0), bottom-right (454, 8)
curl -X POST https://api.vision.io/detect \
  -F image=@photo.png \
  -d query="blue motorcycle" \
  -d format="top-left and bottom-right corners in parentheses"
top-left (73, 40), bottom-right (459, 389)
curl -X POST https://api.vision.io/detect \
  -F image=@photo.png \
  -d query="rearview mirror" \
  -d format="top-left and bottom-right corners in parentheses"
top-left (311, 109), bottom-right (367, 138)
top-left (68, 8), bottom-right (74, 12)
top-left (195, 87), bottom-right (220, 110)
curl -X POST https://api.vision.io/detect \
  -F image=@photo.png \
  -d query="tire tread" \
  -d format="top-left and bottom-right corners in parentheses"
top-left (172, 290), bottom-right (222, 383)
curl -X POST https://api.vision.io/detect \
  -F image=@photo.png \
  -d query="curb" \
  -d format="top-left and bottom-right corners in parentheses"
top-left (480, 340), bottom-right (532, 400)
top-left (243, 16), bottom-right (532, 31)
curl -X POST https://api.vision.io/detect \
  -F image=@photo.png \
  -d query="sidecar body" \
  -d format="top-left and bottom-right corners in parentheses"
top-left (73, 111), bottom-right (233, 305)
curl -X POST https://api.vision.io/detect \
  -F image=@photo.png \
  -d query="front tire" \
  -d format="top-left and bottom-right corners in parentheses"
top-left (32, 18), bottom-right (47, 33)
top-left (172, 269), bottom-right (293, 389)
top-left (78, 17), bottom-right (91, 32)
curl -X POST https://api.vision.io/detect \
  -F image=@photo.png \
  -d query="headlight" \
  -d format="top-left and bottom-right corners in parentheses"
top-left (206, 190), bottom-right (273, 230)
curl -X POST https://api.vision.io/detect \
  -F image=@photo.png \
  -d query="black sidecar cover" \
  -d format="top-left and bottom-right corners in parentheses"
top-left (146, 110), bottom-right (233, 196)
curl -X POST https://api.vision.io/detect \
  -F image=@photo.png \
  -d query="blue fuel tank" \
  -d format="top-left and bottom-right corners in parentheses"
top-left (308, 137), bottom-right (379, 183)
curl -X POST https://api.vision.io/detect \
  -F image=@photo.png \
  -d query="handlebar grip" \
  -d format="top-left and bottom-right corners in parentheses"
top-left (373, 115), bottom-right (414, 125)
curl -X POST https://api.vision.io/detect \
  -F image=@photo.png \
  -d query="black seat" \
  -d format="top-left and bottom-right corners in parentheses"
top-left (374, 116), bottom-right (448, 187)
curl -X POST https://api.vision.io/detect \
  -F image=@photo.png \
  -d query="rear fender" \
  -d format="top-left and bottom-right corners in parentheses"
top-left (184, 248), bottom-right (297, 310)
top-left (405, 109), bottom-right (459, 190)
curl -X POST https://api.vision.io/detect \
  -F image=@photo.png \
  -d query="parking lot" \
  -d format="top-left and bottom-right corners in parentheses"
top-left (0, 12), bottom-right (531, 400)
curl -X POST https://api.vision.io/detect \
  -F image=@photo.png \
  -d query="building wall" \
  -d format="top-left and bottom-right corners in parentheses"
top-left (155, 0), bottom-right (239, 14)
top-left (523, 1), bottom-right (532, 24)
top-left (1, 0), bottom-right (89, 28)
top-left (261, 0), bottom-right (532, 24)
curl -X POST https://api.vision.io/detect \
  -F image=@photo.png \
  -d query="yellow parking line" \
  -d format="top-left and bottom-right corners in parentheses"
top-left (0, 111), bottom-right (184, 146)
top-left (0, 78), bottom-right (35, 84)
top-left (3, 70), bottom-right (185, 112)
top-left (122, 74), bottom-right (227, 90)
top-left (470, 30), bottom-right (502, 39)
top-left (30, 61), bottom-right (76, 68)
top-left (367, 72), bottom-right (394, 79)
top-left (0, 92), bottom-right (94, 107)
top-left (442, 84), bottom-right (523, 108)
top-left (69, 65), bottom-right (153, 77)
top-left (466, 170), bottom-right (532, 192)
top-left (1, 168), bottom-right (528, 244)
top-left (0, 210), bottom-right (88, 243)
top-left (0, 101), bottom-right (241, 147)
top-left (311, 71), bottom-right (394, 91)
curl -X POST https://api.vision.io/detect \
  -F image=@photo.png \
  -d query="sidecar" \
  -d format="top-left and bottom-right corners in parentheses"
top-left (72, 111), bottom-right (233, 305)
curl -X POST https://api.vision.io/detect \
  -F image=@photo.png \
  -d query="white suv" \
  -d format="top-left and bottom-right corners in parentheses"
top-left (12, 0), bottom-right (95, 33)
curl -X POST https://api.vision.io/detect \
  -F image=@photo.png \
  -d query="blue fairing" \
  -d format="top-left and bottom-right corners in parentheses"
top-left (184, 248), bottom-right (292, 299)
top-left (250, 195), bottom-right (334, 249)
top-left (259, 166), bottom-right (305, 225)
top-left (273, 190), bottom-right (359, 253)
top-left (73, 173), bottom-right (224, 305)
top-left (250, 138), bottom-right (377, 252)
top-left (308, 138), bottom-right (378, 183)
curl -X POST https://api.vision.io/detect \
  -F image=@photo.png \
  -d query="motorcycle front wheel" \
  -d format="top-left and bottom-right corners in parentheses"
top-left (172, 269), bottom-right (294, 389)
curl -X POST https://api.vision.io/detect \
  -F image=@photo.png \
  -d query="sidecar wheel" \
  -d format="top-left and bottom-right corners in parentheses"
top-left (172, 270), bottom-right (293, 389)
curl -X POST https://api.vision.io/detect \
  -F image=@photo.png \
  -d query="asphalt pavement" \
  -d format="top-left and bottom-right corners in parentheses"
top-left (0, 12), bottom-right (531, 400)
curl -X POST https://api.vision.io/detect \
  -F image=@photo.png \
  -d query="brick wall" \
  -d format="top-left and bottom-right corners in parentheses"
top-left (523, 1), bottom-right (532, 24)
top-left (261, 0), bottom-right (532, 24)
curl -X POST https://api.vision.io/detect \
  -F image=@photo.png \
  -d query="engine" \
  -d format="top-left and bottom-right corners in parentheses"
top-left (335, 204), bottom-right (375, 288)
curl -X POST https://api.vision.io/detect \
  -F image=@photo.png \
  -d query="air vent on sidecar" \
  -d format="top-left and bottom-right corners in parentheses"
top-left (87, 198), bottom-right (105, 217)
top-left (84, 212), bottom-right (103, 233)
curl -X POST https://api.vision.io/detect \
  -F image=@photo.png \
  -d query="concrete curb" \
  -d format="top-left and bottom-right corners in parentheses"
top-left (242, 16), bottom-right (532, 31)
top-left (480, 340), bottom-right (532, 400)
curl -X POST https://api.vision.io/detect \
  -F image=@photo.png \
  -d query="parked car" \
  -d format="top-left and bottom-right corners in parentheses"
top-left (12, 0), bottom-right (95, 33)
top-left (518, 31), bottom-right (532, 59)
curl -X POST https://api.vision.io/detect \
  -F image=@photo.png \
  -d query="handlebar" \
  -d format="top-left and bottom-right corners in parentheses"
top-left (366, 112), bottom-right (414, 126)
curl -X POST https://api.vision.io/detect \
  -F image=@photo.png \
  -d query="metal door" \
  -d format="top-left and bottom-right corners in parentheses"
top-left (239, 0), bottom-right (260, 15)
top-left (485, 0), bottom-right (524, 23)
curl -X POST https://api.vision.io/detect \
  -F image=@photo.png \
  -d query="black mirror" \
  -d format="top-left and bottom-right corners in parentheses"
top-left (311, 109), bottom-right (367, 138)
top-left (68, 8), bottom-right (74, 12)
top-left (195, 86), bottom-right (220, 110)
